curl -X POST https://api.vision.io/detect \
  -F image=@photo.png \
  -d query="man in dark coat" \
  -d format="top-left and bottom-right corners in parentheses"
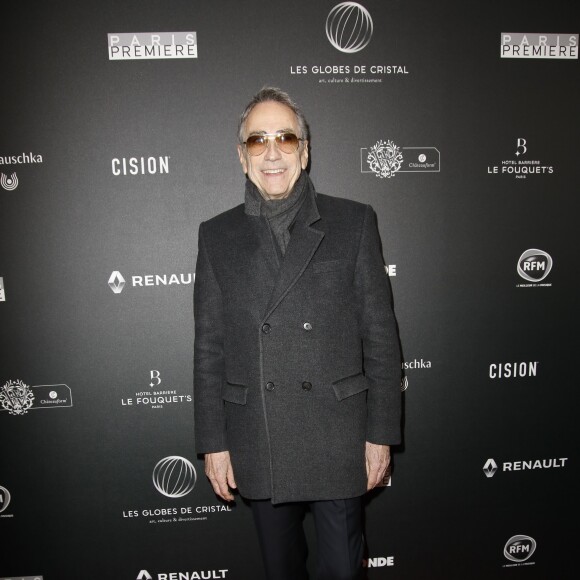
top-left (194, 87), bottom-right (401, 580)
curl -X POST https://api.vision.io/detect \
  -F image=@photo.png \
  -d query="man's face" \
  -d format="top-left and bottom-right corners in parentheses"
top-left (237, 101), bottom-right (309, 199)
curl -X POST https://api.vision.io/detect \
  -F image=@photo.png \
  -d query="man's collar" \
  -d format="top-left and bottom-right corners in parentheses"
top-left (244, 171), bottom-right (317, 220)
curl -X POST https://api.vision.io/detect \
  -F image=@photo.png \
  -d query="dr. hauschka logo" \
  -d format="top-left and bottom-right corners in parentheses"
top-left (501, 33), bottom-right (578, 59)
top-left (483, 456), bottom-right (568, 478)
top-left (326, 2), bottom-right (373, 54)
top-left (0, 277), bottom-right (5, 301)
top-left (401, 358), bottom-right (432, 392)
top-left (361, 141), bottom-right (440, 178)
top-left (0, 172), bottom-right (18, 190)
top-left (517, 249), bottom-right (552, 284)
top-left (0, 380), bottom-right (73, 415)
top-left (487, 138), bottom-right (554, 179)
top-left (503, 535), bottom-right (536, 566)
top-left (483, 458), bottom-right (498, 478)
top-left (108, 32), bottom-right (197, 60)
top-left (111, 156), bottom-right (169, 176)
top-left (108, 270), bottom-right (195, 294)
top-left (108, 271), bottom-right (126, 294)
top-left (0, 485), bottom-right (11, 514)
top-left (153, 456), bottom-right (197, 498)
top-left (0, 151), bottom-right (44, 190)
top-left (121, 369), bottom-right (192, 410)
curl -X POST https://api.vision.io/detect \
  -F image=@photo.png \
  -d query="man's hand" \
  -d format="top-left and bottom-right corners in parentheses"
top-left (204, 451), bottom-right (237, 501)
top-left (365, 442), bottom-right (391, 490)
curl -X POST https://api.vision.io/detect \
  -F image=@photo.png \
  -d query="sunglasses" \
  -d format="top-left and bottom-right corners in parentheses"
top-left (243, 132), bottom-right (304, 156)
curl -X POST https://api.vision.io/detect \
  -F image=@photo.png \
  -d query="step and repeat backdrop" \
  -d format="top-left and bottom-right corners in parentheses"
top-left (1, 0), bottom-right (578, 578)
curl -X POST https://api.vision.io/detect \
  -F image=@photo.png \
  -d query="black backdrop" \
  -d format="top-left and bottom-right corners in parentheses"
top-left (1, 1), bottom-right (578, 578)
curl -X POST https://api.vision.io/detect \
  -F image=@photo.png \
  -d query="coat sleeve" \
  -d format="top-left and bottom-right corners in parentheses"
top-left (193, 221), bottom-right (227, 453)
top-left (353, 205), bottom-right (402, 445)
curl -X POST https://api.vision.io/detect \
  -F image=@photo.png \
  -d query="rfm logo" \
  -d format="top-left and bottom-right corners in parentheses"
top-left (504, 535), bottom-right (536, 563)
top-left (517, 249), bottom-right (553, 282)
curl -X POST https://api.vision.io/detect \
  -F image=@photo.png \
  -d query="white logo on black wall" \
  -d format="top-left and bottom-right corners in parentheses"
top-left (488, 138), bottom-right (554, 179)
top-left (326, 2), bottom-right (373, 53)
top-left (0, 152), bottom-right (44, 190)
top-left (361, 141), bottom-right (440, 178)
top-left (123, 456), bottom-right (232, 525)
top-left (489, 361), bottom-right (538, 379)
top-left (503, 535), bottom-right (536, 568)
top-left (401, 359), bottom-right (432, 391)
top-left (121, 369), bottom-right (192, 410)
top-left (483, 457), bottom-right (568, 478)
top-left (0, 485), bottom-right (11, 516)
top-left (516, 249), bottom-right (552, 287)
top-left (108, 32), bottom-right (197, 60)
top-left (289, 3), bottom-right (408, 83)
top-left (153, 456), bottom-right (197, 498)
top-left (108, 271), bottom-right (194, 294)
top-left (111, 156), bottom-right (169, 176)
top-left (501, 33), bottom-right (578, 59)
top-left (0, 172), bottom-right (18, 190)
top-left (136, 569), bottom-right (228, 579)
top-left (0, 277), bottom-right (5, 301)
top-left (0, 380), bottom-right (72, 415)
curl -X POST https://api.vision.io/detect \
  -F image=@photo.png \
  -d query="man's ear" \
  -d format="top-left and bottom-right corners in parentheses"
top-left (300, 140), bottom-right (309, 170)
top-left (237, 144), bottom-right (248, 174)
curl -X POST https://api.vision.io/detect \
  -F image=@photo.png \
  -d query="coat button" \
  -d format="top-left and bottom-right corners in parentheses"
top-left (302, 381), bottom-right (312, 391)
top-left (303, 322), bottom-right (312, 331)
top-left (262, 323), bottom-right (271, 334)
top-left (266, 382), bottom-right (275, 391)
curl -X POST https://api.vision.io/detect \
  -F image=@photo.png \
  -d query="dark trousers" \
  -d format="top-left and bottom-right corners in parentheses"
top-left (250, 496), bottom-right (364, 580)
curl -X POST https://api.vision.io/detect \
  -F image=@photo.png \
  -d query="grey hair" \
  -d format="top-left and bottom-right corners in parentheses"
top-left (237, 86), bottom-right (310, 144)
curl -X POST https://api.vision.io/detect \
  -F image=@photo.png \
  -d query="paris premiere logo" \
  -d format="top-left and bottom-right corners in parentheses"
top-left (0, 380), bottom-right (34, 415)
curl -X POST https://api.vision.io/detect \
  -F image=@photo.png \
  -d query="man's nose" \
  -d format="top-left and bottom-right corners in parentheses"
top-left (264, 137), bottom-right (282, 161)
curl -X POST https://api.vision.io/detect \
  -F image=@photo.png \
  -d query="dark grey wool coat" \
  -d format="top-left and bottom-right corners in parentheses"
top-left (194, 177), bottom-right (401, 504)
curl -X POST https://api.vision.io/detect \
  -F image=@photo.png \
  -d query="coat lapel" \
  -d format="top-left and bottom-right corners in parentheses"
top-left (263, 189), bottom-right (324, 321)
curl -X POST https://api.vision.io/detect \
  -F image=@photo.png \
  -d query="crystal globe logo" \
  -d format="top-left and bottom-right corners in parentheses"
top-left (152, 456), bottom-right (196, 498)
top-left (326, 2), bottom-right (373, 54)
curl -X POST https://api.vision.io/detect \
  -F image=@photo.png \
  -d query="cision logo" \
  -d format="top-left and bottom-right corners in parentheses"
top-left (0, 380), bottom-right (72, 416)
top-left (501, 33), bottom-right (578, 59)
top-left (361, 141), bottom-right (440, 178)
top-left (108, 271), bottom-right (195, 294)
top-left (516, 249), bottom-right (553, 287)
top-left (503, 535), bottom-right (536, 568)
top-left (111, 156), bottom-right (170, 176)
top-left (121, 369), bottom-right (192, 410)
top-left (487, 138), bottom-right (554, 179)
top-left (489, 361), bottom-right (538, 379)
top-left (482, 456), bottom-right (568, 478)
top-left (108, 32), bottom-right (197, 60)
